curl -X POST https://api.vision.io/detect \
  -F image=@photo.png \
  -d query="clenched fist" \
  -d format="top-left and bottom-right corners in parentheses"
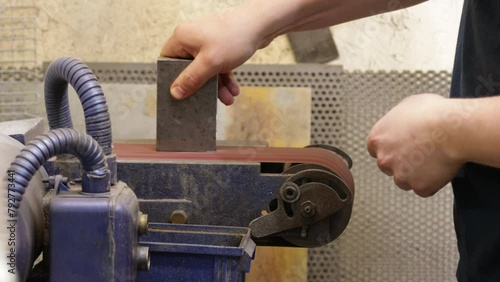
top-left (367, 94), bottom-right (468, 197)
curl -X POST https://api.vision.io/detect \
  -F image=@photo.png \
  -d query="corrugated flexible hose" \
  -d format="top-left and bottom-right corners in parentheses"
top-left (7, 128), bottom-right (109, 211)
top-left (44, 57), bottom-right (112, 155)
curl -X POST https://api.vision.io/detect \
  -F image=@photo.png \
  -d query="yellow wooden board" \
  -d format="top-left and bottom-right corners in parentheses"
top-left (217, 86), bottom-right (311, 147)
top-left (218, 86), bottom-right (311, 282)
top-left (247, 247), bottom-right (308, 282)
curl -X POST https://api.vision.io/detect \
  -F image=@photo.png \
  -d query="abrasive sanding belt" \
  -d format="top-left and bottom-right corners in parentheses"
top-left (113, 144), bottom-right (355, 194)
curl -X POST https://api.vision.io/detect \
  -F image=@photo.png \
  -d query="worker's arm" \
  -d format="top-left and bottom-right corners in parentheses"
top-left (367, 94), bottom-right (500, 197)
top-left (161, 0), bottom-right (427, 105)
top-left (256, 0), bottom-right (426, 43)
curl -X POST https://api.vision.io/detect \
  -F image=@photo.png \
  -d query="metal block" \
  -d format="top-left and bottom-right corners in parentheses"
top-left (156, 57), bottom-right (217, 152)
top-left (287, 28), bottom-right (339, 63)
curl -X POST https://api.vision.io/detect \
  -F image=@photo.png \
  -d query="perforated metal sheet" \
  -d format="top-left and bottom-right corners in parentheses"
top-left (234, 65), bottom-right (344, 146)
top-left (234, 68), bottom-right (458, 282)
top-left (32, 62), bottom-right (458, 281)
top-left (0, 4), bottom-right (40, 122)
top-left (317, 71), bottom-right (457, 282)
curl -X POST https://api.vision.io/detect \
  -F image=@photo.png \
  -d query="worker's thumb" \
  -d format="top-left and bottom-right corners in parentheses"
top-left (170, 56), bottom-right (219, 100)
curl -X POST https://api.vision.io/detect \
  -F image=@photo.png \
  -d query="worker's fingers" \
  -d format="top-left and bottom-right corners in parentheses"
top-left (170, 54), bottom-right (222, 100)
top-left (366, 133), bottom-right (378, 158)
top-left (160, 40), bottom-right (191, 59)
top-left (160, 27), bottom-right (195, 58)
top-left (377, 158), bottom-right (393, 176)
top-left (393, 176), bottom-right (412, 191)
top-left (220, 72), bottom-right (240, 97)
top-left (218, 76), bottom-right (235, 105)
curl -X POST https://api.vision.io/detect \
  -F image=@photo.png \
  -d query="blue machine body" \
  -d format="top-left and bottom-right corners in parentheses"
top-left (0, 55), bottom-right (354, 281)
top-left (49, 182), bottom-right (141, 281)
top-left (138, 223), bottom-right (255, 282)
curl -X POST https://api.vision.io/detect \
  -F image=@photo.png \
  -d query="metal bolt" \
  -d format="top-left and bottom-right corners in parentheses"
top-left (301, 225), bottom-right (309, 238)
top-left (170, 210), bottom-right (188, 224)
top-left (300, 201), bottom-right (317, 218)
top-left (280, 183), bottom-right (300, 203)
top-left (137, 246), bottom-right (150, 271)
top-left (138, 212), bottom-right (148, 235)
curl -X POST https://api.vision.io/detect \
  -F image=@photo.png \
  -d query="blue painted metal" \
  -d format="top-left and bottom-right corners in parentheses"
top-left (45, 159), bottom-right (299, 245)
top-left (45, 159), bottom-right (288, 229)
top-left (138, 223), bottom-right (255, 282)
top-left (117, 161), bottom-right (287, 227)
top-left (50, 182), bottom-right (142, 281)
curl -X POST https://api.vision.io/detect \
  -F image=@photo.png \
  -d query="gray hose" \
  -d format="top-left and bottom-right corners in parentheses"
top-left (44, 57), bottom-right (112, 155)
top-left (7, 128), bottom-right (109, 212)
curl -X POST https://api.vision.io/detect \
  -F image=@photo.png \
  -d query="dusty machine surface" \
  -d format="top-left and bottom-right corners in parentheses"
top-left (1, 57), bottom-right (354, 281)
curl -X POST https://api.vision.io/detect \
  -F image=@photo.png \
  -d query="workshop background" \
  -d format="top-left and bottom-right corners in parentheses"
top-left (2, 0), bottom-right (463, 281)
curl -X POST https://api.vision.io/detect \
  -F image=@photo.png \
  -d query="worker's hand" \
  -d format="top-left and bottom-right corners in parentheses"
top-left (161, 9), bottom-right (270, 106)
top-left (367, 94), bottom-right (465, 197)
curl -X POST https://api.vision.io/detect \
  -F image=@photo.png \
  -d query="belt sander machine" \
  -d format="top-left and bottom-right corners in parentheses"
top-left (0, 57), bottom-right (354, 281)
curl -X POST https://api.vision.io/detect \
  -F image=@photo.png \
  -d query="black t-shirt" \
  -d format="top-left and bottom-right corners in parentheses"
top-left (451, 1), bottom-right (500, 281)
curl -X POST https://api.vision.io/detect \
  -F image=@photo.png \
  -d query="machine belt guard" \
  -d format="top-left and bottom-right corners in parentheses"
top-left (113, 144), bottom-right (354, 247)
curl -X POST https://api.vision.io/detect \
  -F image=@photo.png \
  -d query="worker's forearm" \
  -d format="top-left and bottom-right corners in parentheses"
top-left (450, 97), bottom-right (500, 168)
top-left (238, 0), bottom-right (427, 47)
